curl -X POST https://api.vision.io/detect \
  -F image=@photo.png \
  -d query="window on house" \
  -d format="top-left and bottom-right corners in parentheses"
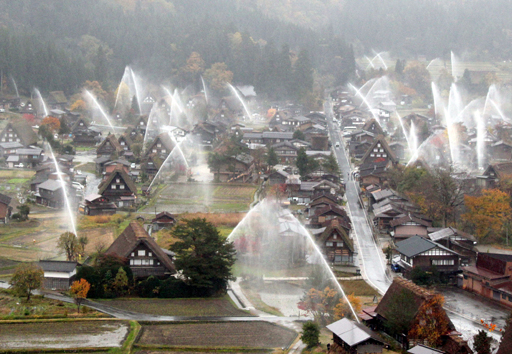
top-left (161, 149), bottom-right (166, 154)
top-left (116, 179), bottom-right (120, 183)
top-left (157, 143), bottom-right (161, 147)
top-left (133, 259), bottom-right (141, 265)
top-left (111, 184), bottom-right (116, 189)
top-left (337, 242), bottom-right (343, 247)
top-left (120, 185), bottom-right (125, 189)
top-left (138, 250), bottom-right (145, 256)
top-left (131, 252), bottom-right (135, 257)
top-left (149, 252), bottom-right (153, 257)
top-left (130, 259), bottom-right (133, 265)
top-left (326, 241), bottom-right (334, 247)
top-left (153, 149), bottom-right (157, 153)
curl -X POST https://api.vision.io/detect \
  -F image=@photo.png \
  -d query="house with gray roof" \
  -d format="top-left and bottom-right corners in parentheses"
top-left (327, 318), bottom-right (385, 354)
top-left (38, 260), bottom-right (77, 290)
top-left (36, 179), bottom-right (66, 208)
top-left (396, 235), bottom-right (461, 281)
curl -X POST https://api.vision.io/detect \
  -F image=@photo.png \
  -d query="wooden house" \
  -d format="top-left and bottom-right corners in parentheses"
top-left (96, 134), bottom-right (122, 157)
top-left (327, 318), bottom-right (385, 354)
top-left (38, 260), bottom-right (77, 290)
top-left (151, 211), bottom-right (176, 231)
top-left (47, 91), bottom-right (67, 110)
top-left (36, 179), bottom-right (65, 208)
top-left (308, 192), bottom-right (339, 216)
top-left (316, 219), bottom-right (354, 265)
top-left (396, 235), bottom-right (461, 280)
top-left (141, 153), bottom-right (163, 180)
top-left (118, 134), bottom-right (136, 159)
top-left (211, 153), bottom-right (254, 183)
top-left (310, 204), bottom-right (351, 229)
top-left (98, 165), bottom-right (138, 208)
top-left (389, 142), bottom-right (406, 160)
top-left (490, 140), bottom-right (512, 162)
top-left (389, 215), bottom-right (432, 242)
top-left (79, 194), bottom-right (117, 215)
top-left (0, 193), bottom-right (12, 223)
top-left (0, 120), bottom-right (38, 146)
top-left (463, 253), bottom-right (512, 308)
top-left (105, 221), bottom-right (175, 278)
top-left (477, 162), bottom-right (512, 189)
top-left (133, 116), bottom-right (148, 136)
top-left (373, 278), bottom-right (457, 350)
top-left (363, 119), bottom-right (385, 136)
top-left (267, 170), bottom-right (289, 186)
top-left (271, 141), bottom-right (299, 165)
top-left (145, 132), bottom-right (175, 159)
top-left (361, 136), bottom-right (398, 167)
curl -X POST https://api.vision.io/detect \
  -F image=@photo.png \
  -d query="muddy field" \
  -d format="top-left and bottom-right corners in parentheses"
top-left (138, 322), bottom-right (297, 348)
top-left (101, 297), bottom-right (251, 317)
top-left (0, 320), bottom-right (129, 349)
top-left (150, 183), bottom-right (257, 214)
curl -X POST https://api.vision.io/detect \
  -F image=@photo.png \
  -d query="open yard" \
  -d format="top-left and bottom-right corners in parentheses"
top-left (150, 183), bottom-right (257, 213)
top-left (99, 297), bottom-right (251, 317)
top-left (137, 322), bottom-right (297, 349)
top-left (0, 320), bottom-right (129, 349)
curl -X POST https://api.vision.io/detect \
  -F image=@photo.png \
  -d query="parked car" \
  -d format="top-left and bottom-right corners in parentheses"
top-left (14, 163), bottom-right (24, 168)
top-left (391, 263), bottom-right (401, 272)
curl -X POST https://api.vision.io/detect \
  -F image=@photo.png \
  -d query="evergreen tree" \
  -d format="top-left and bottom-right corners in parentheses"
top-left (300, 321), bottom-right (320, 348)
top-left (266, 147), bottom-right (279, 168)
top-left (473, 330), bottom-right (492, 354)
top-left (323, 153), bottom-right (340, 175)
top-left (293, 130), bottom-right (306, 141)
top-left (170, 218), bottom-right (236, 295)
top-left (296, 147), bottom-right (310, 177)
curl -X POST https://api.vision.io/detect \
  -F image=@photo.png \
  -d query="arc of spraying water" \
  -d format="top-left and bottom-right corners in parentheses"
top-left (226, 200), bottom-right (360, 322)
top-left (147, 134), bottom-right (190, 191)
top-left (46, 142), bottom-right (77, 236)
top-left (85, 90), bottom-right (116, 134)
top-left (395, 111), bottom-right (412, 154)
top-left (228, 84), bottom-right (252, 120)
top-left (34, 88), bottom-right (49, 117)
top-left (10, 76), bottom-right (19, 97)
top-left (201, 76), bottom-right (209, 105)
top-left (129, 67), bottom-right (143, 114)
top-left (372, 51), bottom-right (388, 70)
top-left (348, 84), bottom-right (381, 126)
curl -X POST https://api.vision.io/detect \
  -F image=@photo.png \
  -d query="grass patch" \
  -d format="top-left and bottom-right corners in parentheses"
top-left (7, 178), bottom-right (30, 184)
top-left (98, 297), bottom-right (252, 317)
top-left (0, 170), bottom-right (35, 179)
top-left (337, 280), bottom-right (379, 297)
top-left (0, 289), bottom-right (104, 319)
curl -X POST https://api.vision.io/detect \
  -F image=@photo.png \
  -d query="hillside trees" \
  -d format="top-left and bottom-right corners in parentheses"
top-left (10, 263), bottom-right (44, 302)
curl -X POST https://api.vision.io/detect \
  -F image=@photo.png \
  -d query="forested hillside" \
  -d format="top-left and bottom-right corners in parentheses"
top-left (0, 0), bottom-right (354, 99)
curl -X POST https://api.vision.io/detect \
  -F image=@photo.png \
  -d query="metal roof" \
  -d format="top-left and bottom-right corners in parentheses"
top-left (38, 179), bottom-right (63, 192)
top-left (38, 260), bottom-right (77, 273)
top-left (396, 235), bottom-right (436, 258)
top-left (408, 344), bottom-right (445, 354)
top-left (326, 318), bottom-right (383, 347)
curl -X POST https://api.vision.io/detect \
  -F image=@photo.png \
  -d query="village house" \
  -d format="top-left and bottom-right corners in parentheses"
top-left (310, 203), bottom-right (351, 230)
top-left (361, 136), bottom-right (398, 166)
top-left (71, 118), bottom-right (101, 145)
top-left (141, 153), bottom-right (163, 180)
top-left (98, 165), bottom-right (138, 208)
top-left (38, 260), bottom-right (77, 291)
top-left (462, 253), bottom-right (512, 308)
top-left (36, 179), bottom-right (65, 208)
top-left (427, 228), bottom-right (477, 266)
top-left (10, 147), bottom-right (44, 168)
top-left (0, 142), bottom-right (23, 158)
top-left (327, 318), bottom-right (385, 354)
top-left (307, 192), bottom-right (339, 216)
top-left (96, 134), bottom-right (123, 157)
top-left (151, 211), bottom-right (176, 231)
top-left (370, 278), bottom-right (470, 352)
top-left (389, 215), bottom-right (432, 242)
top-left (477, 161), bottom-right (512, 189)
top-left (47, 91), bottom-right (68, 110)
top-left (105, 221), bottom-right (175, 278)
top-left (144, 132), bottom-right (175, 159)
top-left (396, 235), bottom-right (461, 281)
top-left (79, 194), bottom-right (117, 216)
top-left (211, 153), bottom-right (254, 183)
top-left (287, 179), bottom-right (340, 205)
top-left (0, 193), bottom-right (12, 224)
top-left (315, 219), bottom-right (354, 265)
top-left (0, 119), bottom-right (38, 146)
top-left (490, 140), bottom-right (512, 161)
top-left (271, 141), bottom-right (299, 165)
top-left (267, 170), bottom-right (289, 186)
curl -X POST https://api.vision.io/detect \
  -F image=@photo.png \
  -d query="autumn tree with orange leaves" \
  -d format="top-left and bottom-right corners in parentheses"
top-left (408, 294), bottom-right (449, 347)
top-left (463, 189), bottom-right (511, 242)
top-left (298, 287), bottom-right (362, 325)
top-left (70, 278), bottom-right (91, 313)
top-left (41, 116), bottom-right (61, 134)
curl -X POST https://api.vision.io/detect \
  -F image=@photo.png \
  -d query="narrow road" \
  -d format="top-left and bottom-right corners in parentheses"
top-left (324, 101), bottom-right (392, 295)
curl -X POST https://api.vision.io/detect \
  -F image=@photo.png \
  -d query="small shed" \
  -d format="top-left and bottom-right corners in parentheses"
top-left (327, 318), bottom-right (385, 354)
top-left (38, 260), bottom-right (77, 290)
top-left (151, 211), bottom-right (176, 231)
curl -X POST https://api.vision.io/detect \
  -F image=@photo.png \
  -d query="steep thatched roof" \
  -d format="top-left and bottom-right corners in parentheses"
top-left (98, 165), bottom-right (137, 195)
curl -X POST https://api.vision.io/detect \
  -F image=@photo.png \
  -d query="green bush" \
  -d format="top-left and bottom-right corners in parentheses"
top-left (301, 321), bottom-right (320, 348)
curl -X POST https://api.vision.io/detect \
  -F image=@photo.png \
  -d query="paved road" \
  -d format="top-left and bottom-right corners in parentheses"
top-left (324, 101), bottom-right (392, 295)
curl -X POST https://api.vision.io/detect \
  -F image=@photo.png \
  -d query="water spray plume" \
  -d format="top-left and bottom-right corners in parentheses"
top-left (395, 111), bottom-right (411, 154)
top-left (10, 76), bottom-right (19, 98)
top-left (226, 199), bottom-right (360, 322)
top-left (46, 142), bottom-right (77, 236)
top-left (372, 51), bottom-right (388, 70)
top-left (34, 88), bottom-right (49, 117)
top-left (201, 76), bottom-right (209, 105)
top-left (148, 134), bottom-right (190, 191)
top-left (348, 84), bottom-right (381, 127)
top-left (85, 90), bottom-right (116, 134)
top-left (129, 67), bottom-right (143, 114)
top-left (228, 84), bottom-right (252, 121)
top-left (364, 55), bottom-right (375, 70)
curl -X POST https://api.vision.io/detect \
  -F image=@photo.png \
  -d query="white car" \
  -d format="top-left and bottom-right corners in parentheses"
top-left (14, 163), bottom-right (24, 168)
top-left (0, 108), bottom-right (5, 113)
top-left (72, 182), bottom-right (84, 190)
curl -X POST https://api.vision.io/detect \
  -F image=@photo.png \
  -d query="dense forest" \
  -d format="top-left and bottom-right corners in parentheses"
top-left (0, 0), bottom-right (354, 100)
top-left (0, 0), bottom-right (510, 99)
